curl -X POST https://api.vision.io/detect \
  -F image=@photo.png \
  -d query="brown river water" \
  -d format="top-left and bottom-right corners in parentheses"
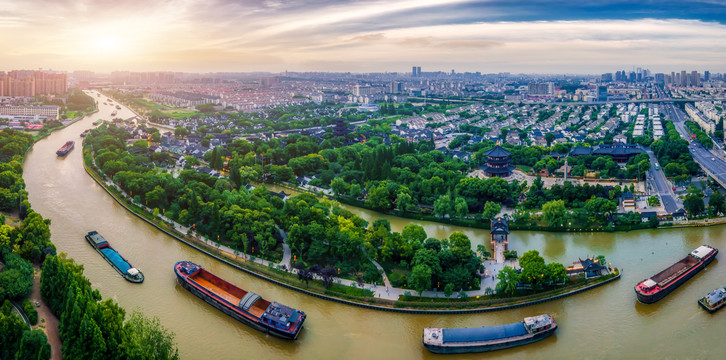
top-left (23, 93), bottom-right (726, 359)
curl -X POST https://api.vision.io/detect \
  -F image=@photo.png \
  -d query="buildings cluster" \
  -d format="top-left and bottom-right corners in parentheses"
top-left (0, 105), bottom-right (59, 121)
top-left (0, 70), bottom-right (67, 97)
top-left (148, 91), bottom-right (220, 108)
top-left (685, 103), bottom-right (716, 134)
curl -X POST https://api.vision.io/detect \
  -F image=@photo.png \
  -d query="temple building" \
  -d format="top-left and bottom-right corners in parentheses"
top-left (482, 145), bottom-right (514, 177)
top-left (566, 257), bottom-right (608, 278)
top-left (490, 217), bottom-right (509, 252)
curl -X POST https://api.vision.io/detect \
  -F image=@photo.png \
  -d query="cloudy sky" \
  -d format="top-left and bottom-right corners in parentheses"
top-left (2, 0), bottom-right (726, 73)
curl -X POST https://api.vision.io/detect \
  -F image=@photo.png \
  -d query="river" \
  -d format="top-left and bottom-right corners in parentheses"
top-left (23, 92), bottom-right (726, 359)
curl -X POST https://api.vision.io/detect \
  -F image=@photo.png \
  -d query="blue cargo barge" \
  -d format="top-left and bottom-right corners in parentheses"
top-left (85, 231), bottom-right (144, 283)
top-left (423, 314), bottom-right (556, 354)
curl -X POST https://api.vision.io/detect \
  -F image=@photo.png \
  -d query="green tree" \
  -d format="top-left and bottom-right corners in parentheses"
top-left (433, 194), bottom-right (452, 218)
top-left (495, 266), bottom-right (520, 296)
top-left (547, 262), bottom-right (567, 283)
top-left (545, 132), bottom-right (556, 147)
top-left (402, 224), bottom-right (427, 245)
top-left (330, 177), bottom-right (347, 197)
top-left (174, 127), bottom-right (189, 139)
top-left (684, 193), bottom-right (705, 216)
top-left (367, 184), bottom-right (392, 210)
top-left (396, 191), bottom-right (413, 212)
top-left (410, 264), bottom-right (432, 296)
top-left (453, 196), bottom-right (468, 218)
top-left (542, 200), bottom-right (567, 228)
top-left (584, 197), bottom-right (617, 222)
top-left (647, 196), bottom-right (661, 207)
top-left (519, 250), bottom-right (545, 270)
top-left (122, 311), bottom-right (179, 360)
top-left (349, 184), bottom-right (362, 199)
top-left (481, 201), bottom-right (502, 221)
top-left (709, 192), bottom-right (726, 216)
top-left (443, 283), bottom-right (455, 297)
top-left (15, 330), bottom-right (51, 360)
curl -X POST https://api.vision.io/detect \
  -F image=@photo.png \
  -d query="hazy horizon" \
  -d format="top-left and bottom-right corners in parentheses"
top-left (3, 0), bottom-right (726, 74)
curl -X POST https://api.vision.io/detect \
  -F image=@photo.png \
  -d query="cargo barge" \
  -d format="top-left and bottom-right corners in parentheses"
top-left (699, 286), bottom-right (726, 313)
top-left (56, 141), bottom-right (74, 156)
top-left (635, 245), bottom-right (717, 304)
top-left (175, 261), bottom-right (305, 340)
top-left (85, 231), bottom-right (144, 283)
top-left (423, 314), bottom-right (556, 354)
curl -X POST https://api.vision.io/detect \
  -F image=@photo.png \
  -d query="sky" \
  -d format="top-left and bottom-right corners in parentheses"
top-left (2, 0), bottom-right (726, 74)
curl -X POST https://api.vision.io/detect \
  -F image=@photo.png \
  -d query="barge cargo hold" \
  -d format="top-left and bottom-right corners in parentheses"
top-left (174, 261), bottom-right (305, 340)
top-left (635, 245), bottom-right (717, 304)
top-left (699, 286), bottom-right (726, 313)
top-left (423, 314), bottom-right (556, 354)
top-left (56, 141), bottom-right (74, 156)
top-left (85, 231), bottom-right (144, 283)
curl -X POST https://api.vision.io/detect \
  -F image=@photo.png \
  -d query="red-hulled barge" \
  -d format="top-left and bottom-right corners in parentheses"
top-left (635, 245), bottom-right (718, 304)
top-left (175, 261), bottom-right (305, 340)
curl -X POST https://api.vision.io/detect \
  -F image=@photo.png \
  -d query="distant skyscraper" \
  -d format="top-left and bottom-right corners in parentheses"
top-left (597, 86), bottom-right (608, 102)
top-left (681, 70), bottom-right (687, 86)
top-left (601, 73), bottom-right (613, 82)
top-left (411, 66), bottom-right (421, 77)
top-left (528, 82), bottom-right (554, 96)
top-left (655, 73), bottom-right (665, 83)
top-left (704, 71), bottom-right (710, 82)
top-left (691, 71), bottom-right (699, 87)
top-left (629, 72), bottom-right (636, 82)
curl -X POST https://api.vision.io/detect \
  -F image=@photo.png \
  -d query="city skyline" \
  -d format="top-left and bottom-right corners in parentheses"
top-left (2, 0), bottom-right (726, 73)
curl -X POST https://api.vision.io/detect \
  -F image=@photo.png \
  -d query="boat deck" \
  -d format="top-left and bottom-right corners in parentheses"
top-left (652, 256), bottom-right (698, 287)
top-left (192, 276), bottom-right (265, 317)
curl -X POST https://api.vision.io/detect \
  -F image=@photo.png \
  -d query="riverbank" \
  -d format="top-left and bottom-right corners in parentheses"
top-left (84, 157), bottom-right (623, 313)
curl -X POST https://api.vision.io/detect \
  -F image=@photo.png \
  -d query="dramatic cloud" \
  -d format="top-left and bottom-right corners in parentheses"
top-left (0, 0), bottom-right (725, 73)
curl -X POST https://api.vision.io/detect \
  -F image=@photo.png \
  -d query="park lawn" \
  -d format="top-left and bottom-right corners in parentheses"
top-left (133, 98), bottom-right (166, 110)
top-left (164, 110), bottom-right (199, 119)
top-left (64, 110), bottom-right (83, 119)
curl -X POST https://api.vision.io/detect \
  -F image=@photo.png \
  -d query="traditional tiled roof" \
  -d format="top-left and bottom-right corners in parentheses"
top-left (484, 145), bottom-right (511, 158)
top-left (570, 146), bottom-right (593, 156)
top-left (490, 217), bottom-right (509, 234)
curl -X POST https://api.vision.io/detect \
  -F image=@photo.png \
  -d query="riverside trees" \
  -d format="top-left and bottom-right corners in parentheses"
top-left (41, 254), bottom-right (179, 360)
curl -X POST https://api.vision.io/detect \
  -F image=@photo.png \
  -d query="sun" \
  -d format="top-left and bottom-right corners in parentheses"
top-left (91, 35), bottom-right (123, 55)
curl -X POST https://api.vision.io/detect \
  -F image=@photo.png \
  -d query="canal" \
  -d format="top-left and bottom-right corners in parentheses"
top-left (23, 92), bottom-right (726, 359)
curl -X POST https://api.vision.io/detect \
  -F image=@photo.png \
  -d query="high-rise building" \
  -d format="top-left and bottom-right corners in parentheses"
top-left (601, 73), bottom-right (613, 82)
top-left (597, 86), bottom-right (608, 102)
top-left (389, 81), bottom-right (402, 94)
top-left (691, 71), bottom-right (699, 87)
top-left (0, 70), bottom-right (67, 97)
top-left (528, 82), bottom-right (554, 96)
top-left (704, 71), bottom-right (710, 82)
top-left (681, 70), bottom-right (687, 86)
top-left (411, 66), bottom-right (421, 77)
top-left (655, 73), bottom-right (665, 83)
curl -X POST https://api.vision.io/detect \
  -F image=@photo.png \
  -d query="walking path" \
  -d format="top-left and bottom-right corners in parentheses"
top-left (31, 271), bottom-right (61, 360)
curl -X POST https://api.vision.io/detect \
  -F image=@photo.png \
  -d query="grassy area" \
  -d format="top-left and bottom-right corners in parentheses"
top-left (163, 110), bottom-right (199, 119)
top-left (64, 110), bottom-right (84, 119)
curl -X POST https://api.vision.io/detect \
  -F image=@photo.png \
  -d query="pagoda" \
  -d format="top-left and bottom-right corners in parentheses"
top-left (482, 145), bottom-right (514, 177)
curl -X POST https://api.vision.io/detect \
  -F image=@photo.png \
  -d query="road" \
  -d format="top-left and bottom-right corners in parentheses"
top-left (644, 148), bottom-right (680, 213)
top-left (662, 101), bottom-right (726, 189)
